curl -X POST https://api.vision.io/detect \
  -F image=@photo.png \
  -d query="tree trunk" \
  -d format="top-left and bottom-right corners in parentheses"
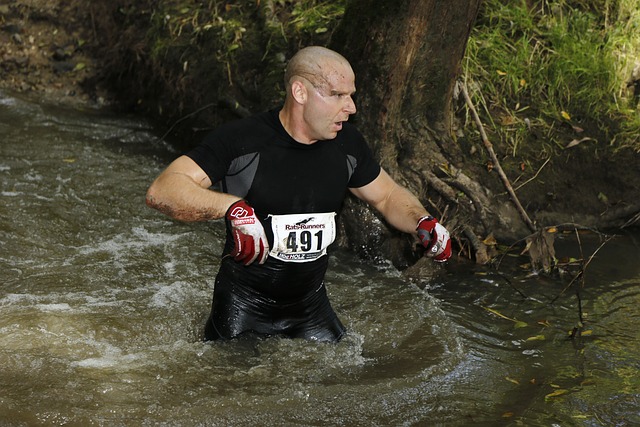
top-left (331, 0), bottom-right (531, 267)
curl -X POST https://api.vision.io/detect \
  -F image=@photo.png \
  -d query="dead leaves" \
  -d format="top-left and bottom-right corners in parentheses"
top-left (561, 109), bottom-right (597, 148)
top-left (522, 228), bottom-right (557, 274)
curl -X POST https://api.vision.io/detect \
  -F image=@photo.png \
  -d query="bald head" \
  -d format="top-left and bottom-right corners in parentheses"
top-left (284, 46), bottom-right (353, 93)
top-left (279, 46), bottom-right (357, 144)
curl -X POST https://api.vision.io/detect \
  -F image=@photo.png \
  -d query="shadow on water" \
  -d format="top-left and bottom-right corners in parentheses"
top-left (1, 90), bottom-right (639, 426)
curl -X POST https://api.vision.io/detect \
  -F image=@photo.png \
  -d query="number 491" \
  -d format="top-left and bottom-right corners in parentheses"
top-left (286, 230), bottom-right (323, 252)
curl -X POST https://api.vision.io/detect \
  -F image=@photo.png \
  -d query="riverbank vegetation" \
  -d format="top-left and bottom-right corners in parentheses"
top-left (465, 0), bottom-right (640, 155)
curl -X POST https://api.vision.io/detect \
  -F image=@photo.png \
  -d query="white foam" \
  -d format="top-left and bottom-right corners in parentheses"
top-left (150, 281), bottom-right (192, 307)
top-left (0, 293), bottom-right (39, 306)
top-left (35, 303), bottom-right (72, 312)
top-left (78, 226), bottom-right (184, 256)
top-left (0, 95), bottom-right (17, 106)
top-left (72, 352), bottom-right (142, 369)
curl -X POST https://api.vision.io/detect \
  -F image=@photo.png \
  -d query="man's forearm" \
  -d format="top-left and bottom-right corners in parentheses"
top-left (146, 172), bottom-right (239, 222)
top-left (377, 184), bottom-right (427, 234)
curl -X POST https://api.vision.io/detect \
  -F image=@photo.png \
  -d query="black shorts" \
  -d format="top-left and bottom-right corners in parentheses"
top-left (204, 256), bottom-right (345, 342)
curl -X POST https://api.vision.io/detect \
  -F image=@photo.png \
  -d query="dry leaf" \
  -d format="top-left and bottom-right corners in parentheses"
top-left (486, 161), bottom-right (494, 172)
top-left (520, 239), bottom-right (532, 255)
top-left (566, 137), bottom-right (594, 148)
top-left (500, 114), bottom-right (516, 126)
top-left (482, 234), bottom-right (498, 246)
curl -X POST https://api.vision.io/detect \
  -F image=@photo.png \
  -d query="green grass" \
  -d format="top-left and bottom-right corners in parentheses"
top-left (464, 0), bottom-right (640, 153)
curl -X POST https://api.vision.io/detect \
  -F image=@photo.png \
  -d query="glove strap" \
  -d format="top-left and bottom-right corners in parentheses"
top-left (416, 215), bottom-right (435, 230)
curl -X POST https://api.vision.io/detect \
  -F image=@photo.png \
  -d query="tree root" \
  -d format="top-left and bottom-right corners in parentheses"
top-left (462, 225), bottom-right (491, 264)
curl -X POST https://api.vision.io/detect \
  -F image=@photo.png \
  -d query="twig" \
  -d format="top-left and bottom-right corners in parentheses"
top-left (494, 271), bottom-right (529, 300)
top-left (160, 102), bottom-right (216, 142)
top-left (514, 157), bottom-right (550, 192)
top-left (459, 81), bottom-right (537, 233)
top-left (159, 96), bottom-right (252, 143)
top-left (574, 228), bottom-right (586, 324)
top-left (622, 210), bottom-right (640, 228)
top-left (550, 235), bottom-right (614, 305)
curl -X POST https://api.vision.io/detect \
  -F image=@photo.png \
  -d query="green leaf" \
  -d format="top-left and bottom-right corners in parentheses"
top-left (526, 334), bottom-right (546, 341)
top-left (545, 389), bottom-right (569, 400)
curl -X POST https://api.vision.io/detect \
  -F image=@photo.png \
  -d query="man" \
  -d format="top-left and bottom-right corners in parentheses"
top-left (146, 46), bottom-right (451, 343)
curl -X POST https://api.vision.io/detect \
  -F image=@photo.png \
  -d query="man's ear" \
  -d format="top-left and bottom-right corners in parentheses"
top-left (291, 80), bottom-right (308, 104)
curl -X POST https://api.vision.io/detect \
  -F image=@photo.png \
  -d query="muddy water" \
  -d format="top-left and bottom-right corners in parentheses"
top-left (1, 90), bottom-right (638, 426)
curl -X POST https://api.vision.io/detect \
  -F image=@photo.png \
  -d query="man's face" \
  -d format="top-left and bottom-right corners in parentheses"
top-left (302, 62), bottom-right (357, 142)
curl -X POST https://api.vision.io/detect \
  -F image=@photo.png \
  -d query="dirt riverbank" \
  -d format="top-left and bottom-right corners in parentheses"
top-left (0, 0), bottom-right (109, 107)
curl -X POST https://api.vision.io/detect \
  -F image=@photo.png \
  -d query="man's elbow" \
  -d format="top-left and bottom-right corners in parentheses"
top-left (145, 181), bottom-right (175, 218)
top-left (145, 183), bottom-right (160, 210)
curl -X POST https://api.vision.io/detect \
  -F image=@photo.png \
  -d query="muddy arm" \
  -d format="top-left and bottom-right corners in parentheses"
top-left (146, 155), bottom-right (239, 222)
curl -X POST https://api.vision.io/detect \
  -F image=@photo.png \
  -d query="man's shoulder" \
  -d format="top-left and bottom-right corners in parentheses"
top-left (202, 110), bottom-right (278, 145)
top-left (334, 122), bottom-right (367, 148)
top-left (218, 110), bottom-right (276, 133)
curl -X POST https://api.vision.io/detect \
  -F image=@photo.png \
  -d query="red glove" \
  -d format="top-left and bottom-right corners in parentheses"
top-left (225, 200), bottom-right (269, 265)
top-left (416, 215), bottom-right (452, 262)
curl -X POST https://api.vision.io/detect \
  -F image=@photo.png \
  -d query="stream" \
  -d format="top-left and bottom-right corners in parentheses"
top-left (1, 90), bottom-right (639, 426)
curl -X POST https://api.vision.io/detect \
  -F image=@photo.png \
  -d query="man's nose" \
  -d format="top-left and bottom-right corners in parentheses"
top-left (344, 96), bottom-right (356, 114)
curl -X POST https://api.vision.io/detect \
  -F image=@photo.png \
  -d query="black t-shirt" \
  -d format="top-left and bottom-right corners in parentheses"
top-left (188, 109), bottom-right (381, 309)
top-left (187, 108), bottom-right (381, 218)
top-left (187, 108), bottom-right (381, 295)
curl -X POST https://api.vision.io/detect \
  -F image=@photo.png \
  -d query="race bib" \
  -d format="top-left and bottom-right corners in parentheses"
top-left (268, 212), bottom-right (337, 263)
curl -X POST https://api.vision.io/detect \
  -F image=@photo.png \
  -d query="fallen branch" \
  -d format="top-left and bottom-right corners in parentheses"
top-left (459, 81), bottom-right (537, 233)
top-left (160, 102), bottom-right (216, 142)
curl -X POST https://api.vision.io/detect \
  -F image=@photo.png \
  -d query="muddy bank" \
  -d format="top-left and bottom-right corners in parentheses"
top-left (0, 0), bottom-right (108, 107)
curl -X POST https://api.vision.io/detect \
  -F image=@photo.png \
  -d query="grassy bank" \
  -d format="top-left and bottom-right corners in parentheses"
top-left (464, 0), bottom-right (640, 154)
